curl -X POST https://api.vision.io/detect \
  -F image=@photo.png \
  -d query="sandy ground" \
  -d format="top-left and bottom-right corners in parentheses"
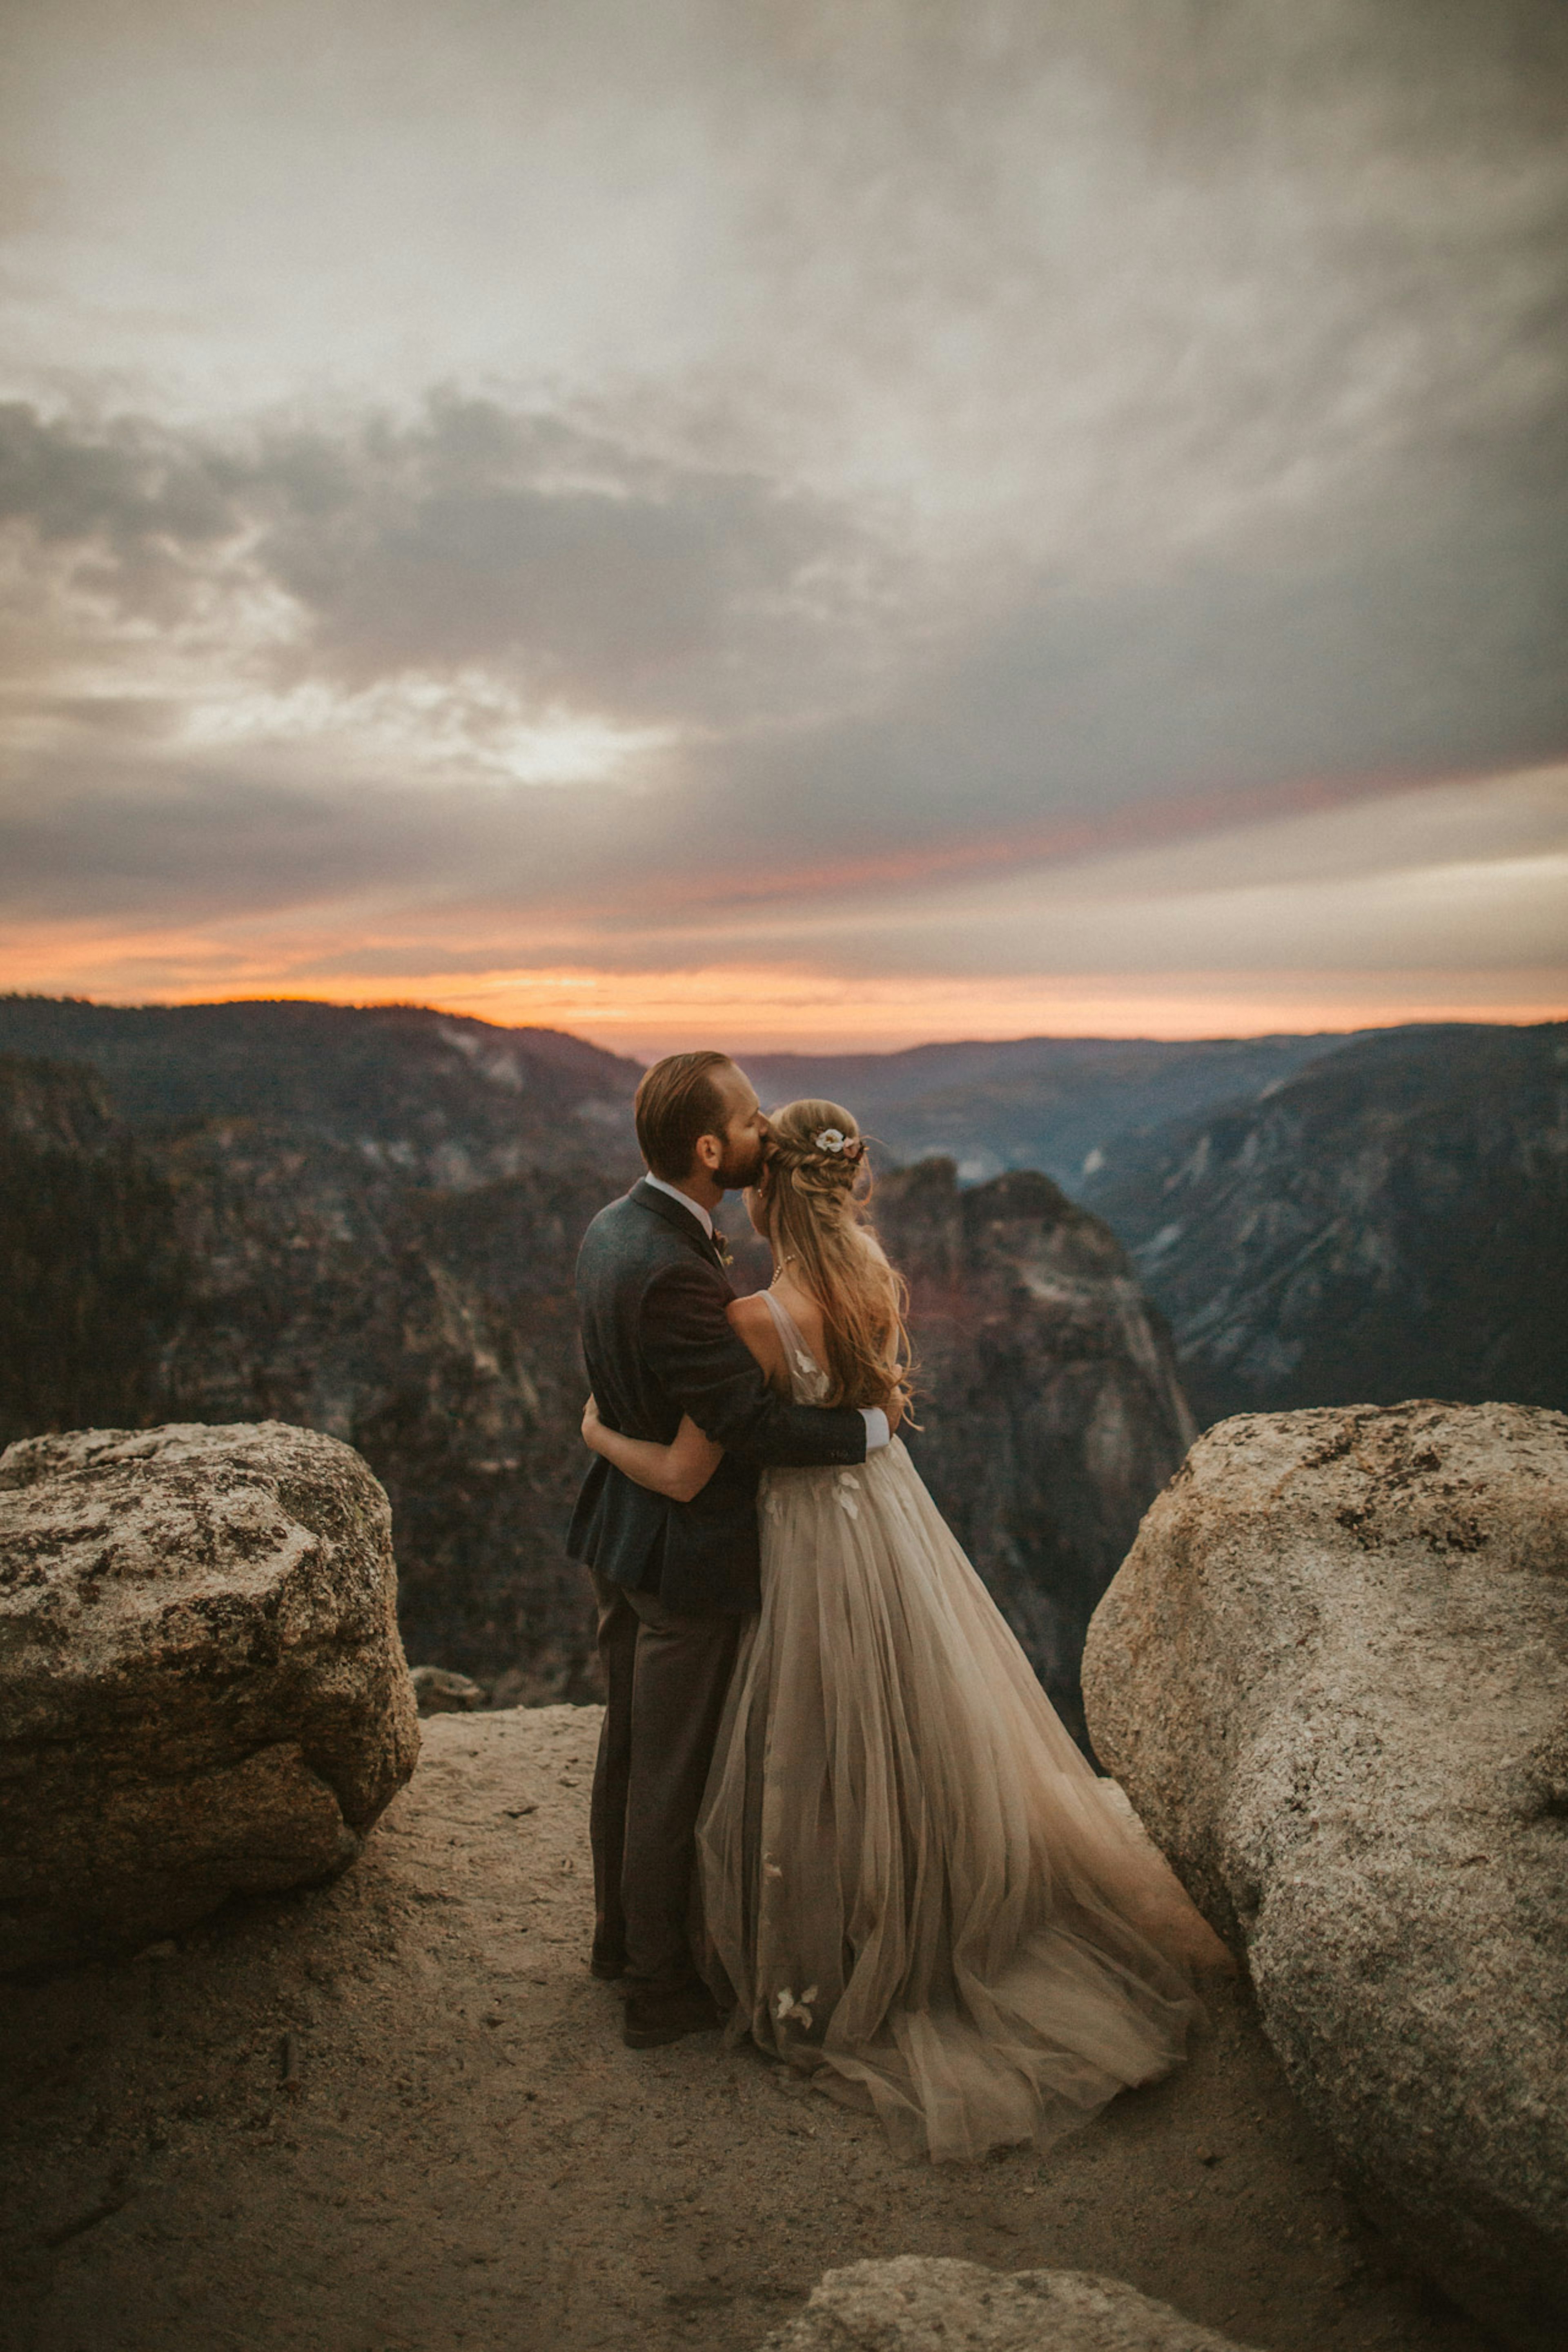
top-left (1, 1707), bottom-right (1498, 2352)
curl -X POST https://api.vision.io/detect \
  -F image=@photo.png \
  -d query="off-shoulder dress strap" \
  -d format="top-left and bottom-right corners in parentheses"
top-left (759, 1287), bottom-right (825, 1379)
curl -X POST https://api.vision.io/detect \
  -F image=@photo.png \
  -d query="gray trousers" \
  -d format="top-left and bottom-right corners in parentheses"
top-left (588, 1570), bottom-right (745, 1994)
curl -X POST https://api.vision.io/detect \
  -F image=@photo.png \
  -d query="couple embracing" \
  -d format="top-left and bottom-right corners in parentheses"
top-left (568, 1051), bottom-right (1228, 2164)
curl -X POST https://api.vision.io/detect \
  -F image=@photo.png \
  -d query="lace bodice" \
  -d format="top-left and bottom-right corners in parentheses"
top-left (758, 1287), bottom-right (833, 1405)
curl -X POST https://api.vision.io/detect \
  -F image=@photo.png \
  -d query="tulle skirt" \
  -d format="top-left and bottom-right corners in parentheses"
top-left (697, 1439), bottom-right (1229, 2162)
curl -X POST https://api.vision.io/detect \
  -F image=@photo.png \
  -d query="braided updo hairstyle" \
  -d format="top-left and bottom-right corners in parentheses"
top-left (762, 1099), bottom-right (914, 1418)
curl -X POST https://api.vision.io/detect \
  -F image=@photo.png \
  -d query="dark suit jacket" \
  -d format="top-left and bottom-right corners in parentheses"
top-left (566, 1179), bottom-right (868, 1615)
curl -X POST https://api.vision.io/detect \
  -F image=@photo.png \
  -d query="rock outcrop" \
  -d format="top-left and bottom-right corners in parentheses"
top-left (1081, 1401), bottom-right (1568, 2350)
top-left (0, 1049), bottom-right (626, 1703)
top-left (759, 2258), bottom-right (1258, 2351)
top-left (410, 1665), bottom-right (488, 1715)
top-left (872, 1161), bottom-right (1196, 1744)
top-left (0, 1421), bottom-right (419, 1976)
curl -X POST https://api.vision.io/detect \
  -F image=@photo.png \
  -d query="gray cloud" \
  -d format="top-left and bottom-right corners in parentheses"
top-left (0, 741), bottom-right (626, 924)
top-left (2, 393), bottom-right (1566, 934)
top-left (0, 402), bottom-right (235, 547)
top-left (0, 395), bottom-right (880, 719)
top-left (1, 0), bottom-right (1566, 1012)
top-left (251, 399), bottom-right (882, 713)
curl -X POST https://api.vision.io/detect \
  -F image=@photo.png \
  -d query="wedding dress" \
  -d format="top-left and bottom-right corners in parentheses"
top-left (697, 1288), bottom-right (1227, 2163)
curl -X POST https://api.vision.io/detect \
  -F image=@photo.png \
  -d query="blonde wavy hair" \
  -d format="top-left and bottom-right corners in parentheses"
top-left (760, 1099), bottom-right (915, 1418)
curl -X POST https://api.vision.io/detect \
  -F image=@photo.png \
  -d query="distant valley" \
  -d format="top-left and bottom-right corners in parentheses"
top-left (745, 1018), bottom-right (1568, 1425)
top-left (744, 1031), bottom-right (1363, 1188)
top-left (0, 998), bottom-right (1365, 1197)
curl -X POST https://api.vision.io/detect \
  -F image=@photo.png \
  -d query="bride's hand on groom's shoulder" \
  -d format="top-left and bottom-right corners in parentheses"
top-left (581, 1393), bottom-right (602, 1444)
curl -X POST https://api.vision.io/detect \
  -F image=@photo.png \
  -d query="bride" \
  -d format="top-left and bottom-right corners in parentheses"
top-left (581, 1098), bottom-right (1230, 2162)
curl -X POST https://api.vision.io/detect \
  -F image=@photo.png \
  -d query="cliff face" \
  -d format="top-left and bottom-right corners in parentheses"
top-left (155, 1130), bottom-right (620, 1699)
top-left (0, 1051), bottom-right (627, 1700)
top-left (873, 1161), bottom-right (1195, 1744)
top-left (1081, 1022), bottom-right (1568, 1427)
top-left (0, 1056), bottom-right (190, 1446)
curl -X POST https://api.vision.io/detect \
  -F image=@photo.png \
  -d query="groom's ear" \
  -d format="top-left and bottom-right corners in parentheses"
top-left (692, 1129), bottom-right (724, 1175)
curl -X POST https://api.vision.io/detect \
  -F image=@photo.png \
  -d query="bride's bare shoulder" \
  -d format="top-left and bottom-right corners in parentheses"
top-left (727, 1290), bottom-right (773, 1340)
top-left (768, 1273), bottom-right (826, 1350)
top-left (727, 1289), bottom-right (789, 1381)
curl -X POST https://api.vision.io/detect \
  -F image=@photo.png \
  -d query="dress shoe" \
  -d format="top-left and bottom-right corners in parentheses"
top-left (621, 1984), bottom-right (722, 2049)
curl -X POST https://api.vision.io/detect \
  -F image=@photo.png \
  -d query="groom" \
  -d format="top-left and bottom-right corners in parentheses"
top-left (568, 1051), bottom-right (891, 2048)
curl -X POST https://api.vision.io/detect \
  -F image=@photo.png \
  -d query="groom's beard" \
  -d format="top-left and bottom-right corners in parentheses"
top-left (716, 1131), bottom-right (766, 1190)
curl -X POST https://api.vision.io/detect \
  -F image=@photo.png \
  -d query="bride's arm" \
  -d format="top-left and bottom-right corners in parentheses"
top-left (581, 1396), bottom-right (723, 1502)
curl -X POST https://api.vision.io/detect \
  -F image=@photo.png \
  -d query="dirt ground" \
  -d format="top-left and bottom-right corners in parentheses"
top-left (1, 1707), bottom-right (1498, 2352)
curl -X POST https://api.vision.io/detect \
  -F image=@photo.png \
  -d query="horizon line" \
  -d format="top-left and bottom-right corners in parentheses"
top-left (4, 986), bottom-right (1566, 1067)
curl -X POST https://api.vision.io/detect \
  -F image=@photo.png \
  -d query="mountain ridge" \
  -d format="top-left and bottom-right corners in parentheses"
top-left (704, 1026), bottom-right (1466, 1187)
top-left (0, 994), bottom-right (1474, 1197)
top-left (1082, 1020), bottom-right (1568, 1423)
top-left (0, 997), bottom-right (644, 1185)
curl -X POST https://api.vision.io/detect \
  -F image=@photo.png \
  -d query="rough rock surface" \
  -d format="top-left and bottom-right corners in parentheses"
top-left (871, 1160), bottom-right (1196, 1745)
top-left (409, 1665), bottom-right (488, 1715)
top-left (757, 2257), bottom-right (1259, 2351)
top-left (0, 1421), bottom-right (419, 1975)
top-left (1081, 1401), bottom-right (1568, 2350)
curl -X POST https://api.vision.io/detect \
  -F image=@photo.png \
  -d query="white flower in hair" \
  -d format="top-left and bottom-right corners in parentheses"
top-left (814, 1127), bottom-right (847, 1152)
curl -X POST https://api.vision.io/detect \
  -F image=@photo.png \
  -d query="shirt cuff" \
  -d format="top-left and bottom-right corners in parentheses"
top-left (860, 1406), bottom-right (891, 1452)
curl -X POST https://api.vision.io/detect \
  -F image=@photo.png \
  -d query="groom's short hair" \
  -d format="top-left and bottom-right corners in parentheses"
top-left (636, 1051), bottom-right (735, 1181)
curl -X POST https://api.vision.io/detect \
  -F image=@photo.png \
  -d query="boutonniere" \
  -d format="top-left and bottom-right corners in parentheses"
top-left (711, 1229), bottom-right (734, 1270)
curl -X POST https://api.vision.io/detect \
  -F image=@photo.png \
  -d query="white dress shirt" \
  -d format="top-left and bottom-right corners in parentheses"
top-left (644, 1172), bottom-right (717, 1238)
top-left (641, 1174), bottom-right (890, 1450)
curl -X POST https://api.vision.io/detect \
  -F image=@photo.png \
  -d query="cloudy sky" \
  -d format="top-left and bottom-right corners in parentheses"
top-left (2, 0), bottom-right (1566, 1050)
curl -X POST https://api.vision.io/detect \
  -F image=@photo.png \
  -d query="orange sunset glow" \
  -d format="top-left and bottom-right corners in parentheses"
top-left (6, 945), bottom-right (1566, 1059)
top-left (2, 4), bottom-right (1565, 1054)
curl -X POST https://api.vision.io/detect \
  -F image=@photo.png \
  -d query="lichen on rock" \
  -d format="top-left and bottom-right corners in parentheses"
top-left (0, 1419), bottom-right (419, 1976)
top-left (1082, 1400), bottom-right (1568, 2351)
top-left (758, 2257), bottom-right (1260, 2350)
